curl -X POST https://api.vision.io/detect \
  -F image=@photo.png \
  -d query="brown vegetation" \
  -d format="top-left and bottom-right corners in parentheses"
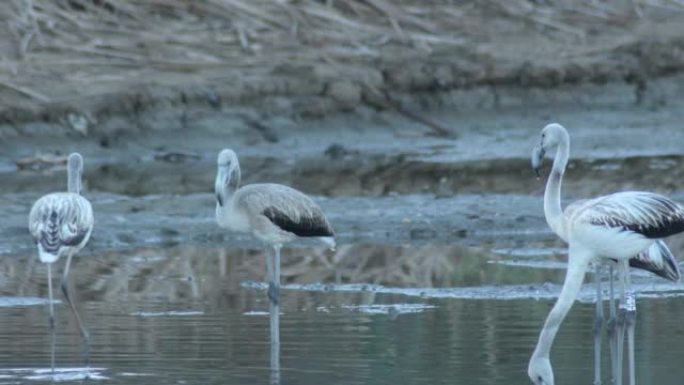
top-left (1, 1), bottom-right (684, 125)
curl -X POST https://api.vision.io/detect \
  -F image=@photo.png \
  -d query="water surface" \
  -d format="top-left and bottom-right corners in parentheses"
top-left (1, 244), bottom-right (684, 384)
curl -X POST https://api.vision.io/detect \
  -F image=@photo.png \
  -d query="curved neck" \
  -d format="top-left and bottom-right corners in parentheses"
top-left (215, 164), bottom-right (241, 206)
top-left (532, 246), bottom-right (590, 360)
top-left (544, 137), bottom-right (569, 238)
top-left (67, 166), bottom-right (81, 194)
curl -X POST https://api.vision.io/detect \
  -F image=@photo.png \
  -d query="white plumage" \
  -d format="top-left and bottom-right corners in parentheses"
top-left (528, 123), bottom-right (684, 385)
top-left (28, 152), bottom-right (93, 374)
top-left (560, 197), bottom-right (679, 281)
top-left (29, 193), bottom-right (93, 263)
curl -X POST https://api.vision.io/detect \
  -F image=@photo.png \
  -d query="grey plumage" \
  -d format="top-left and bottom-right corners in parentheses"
top-left (235, 183), bottom-right (334, 239)
top-left (29, 193), bottom-right (93, 263)
top-left (27, 152), bottom-right (93, 374)
top-left (214, 148), bottom-right (335, 372)
top-left (215, 150), bottom-right (334, 246)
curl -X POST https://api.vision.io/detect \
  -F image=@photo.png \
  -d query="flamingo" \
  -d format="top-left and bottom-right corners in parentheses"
top-left (527, 123), bottom-right (684, 385)
top-left (28, 153), bottom-right (94, 374)
top-left (214, 148), bottom-right (334, 379)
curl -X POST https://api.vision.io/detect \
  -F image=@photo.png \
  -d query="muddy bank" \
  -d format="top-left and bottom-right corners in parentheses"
top-left (2, 150), bottom-right (683, 200)
top-left (3, 186), bottom-right (684, 259)
top-left (2, 2), bottom-right (684, 138)
top-left (2, 69), bottom-right (684, 143)
top-left (2, 74), bottom-right (684, 199)
top-left (0, 191), bottom-right (552, 257)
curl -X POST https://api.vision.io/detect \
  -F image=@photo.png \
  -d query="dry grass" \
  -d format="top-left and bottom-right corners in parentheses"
top-left (0, 0), bottom-right (683, 119)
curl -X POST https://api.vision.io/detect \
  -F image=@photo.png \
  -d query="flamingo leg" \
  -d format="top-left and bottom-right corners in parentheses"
top-left (615, 260), bottom-right (631, 385)
top-left (47, 263), bottom-right (56, 375)
top-left (269, 307), bottom-right (281, 385)
top-left (265, 246), bottom-right (281, 324)
top-left (60, 252), bottom-right (90, 371)
top-left (267, 245), bottom-right (281, 384)
top-left (593, 263), bottom-right (604, 385)
top-left (273, 245), bottom-right (281, 307)
top-left (624, 276), bottom-right (636, 385)
top-left (266, 247), bottom-right (276, 305)
top-left (606, 264), bottom-right (618, 384)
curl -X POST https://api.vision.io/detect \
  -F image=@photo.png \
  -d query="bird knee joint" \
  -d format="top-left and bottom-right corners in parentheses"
top-left (625, 310), bottom-right (636, 326)
top-left (267, 283), bottom-right (280, 305)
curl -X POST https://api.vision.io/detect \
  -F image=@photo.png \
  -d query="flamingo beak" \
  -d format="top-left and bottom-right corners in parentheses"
top-left (531, 146), bottom-right (545, 179)
top-left (215, 167), bottom-right (228, 206)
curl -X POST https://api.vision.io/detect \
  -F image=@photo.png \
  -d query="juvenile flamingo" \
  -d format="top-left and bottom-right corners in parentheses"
top-left (214, 148), bottom-right (334, 379)
top-left (528, 123), bottom-right (684, 385)
top-left (28, 153), bottom-right (94, 373)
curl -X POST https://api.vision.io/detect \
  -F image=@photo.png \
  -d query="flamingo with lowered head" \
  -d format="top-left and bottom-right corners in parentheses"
top-left (527, 123), bottom-right (684, 385)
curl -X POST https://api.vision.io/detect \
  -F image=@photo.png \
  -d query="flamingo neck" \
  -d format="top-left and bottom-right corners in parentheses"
top-left (531, 247), bottom-right (590, 360)
top-left (215, 165), bottom-right (241, 207)
top-left (544, 137), bottom-right (569, 238)
top-left (67, 167), bottom-right (81, 194)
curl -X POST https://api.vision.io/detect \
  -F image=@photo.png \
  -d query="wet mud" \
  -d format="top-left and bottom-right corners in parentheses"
top-left (1, 71), bottom-right (683, 303)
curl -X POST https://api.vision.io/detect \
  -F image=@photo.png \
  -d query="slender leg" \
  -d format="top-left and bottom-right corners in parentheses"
top-left (615, 261), bottom-right (630, 385)
top-left (266, 247), bottom-right (280, 306)
top-left (593, 263), bottom-right (604, 385)
top-left (269, 304), bottom-right (281, 385)
top-left (60, 253), bottom-right (90, 370)
top-left (623, 271), bottom-right (636, 385)
top-left (268, 245), bottom-right (281, 384)
top-left (607, 265), bottom-right (618, 385)
top-left (269, 245), bottom-right (281, 333)
top-left (47, 263), bottom-right (56, 375)
top-left (265, 247), bottom-right (273, 290)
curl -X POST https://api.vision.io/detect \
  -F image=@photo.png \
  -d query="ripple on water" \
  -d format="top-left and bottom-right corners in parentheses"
top-left (0, 296), bottom-right (59, 307)
top-left (130, 310), bottom-right (204, 317)
top-left (0, 367), bottom-right (108, 382)
top-left (492, 246), bottom-right (567, 257)
top-left (243, 310), bottom-right (270, 316)
top-left (487, 259), bottom-right (567, 269)
top-left (339, 303), bottom-right (437, 316)
top-left (241, 280), bottom-right (684, 302)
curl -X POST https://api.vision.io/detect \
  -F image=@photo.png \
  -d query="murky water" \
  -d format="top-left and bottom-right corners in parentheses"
top-left (1, 243), bottom-right (684, 384)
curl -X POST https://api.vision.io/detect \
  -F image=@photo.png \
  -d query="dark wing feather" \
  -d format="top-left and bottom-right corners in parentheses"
top-left (38, 210), bottom-right (61, 253)
top-left (263, 206), bottom-right (334, 237)
top-left (37, 208), bottom-right (90, 252)
top-left (29, 193), bottom-right (93, 257)
top-left (237, 183), bottom-right (334, 238)
top-left (586, 192), bottom-right (684, 239)
top-left (628, 240), bottom-right (680, 282)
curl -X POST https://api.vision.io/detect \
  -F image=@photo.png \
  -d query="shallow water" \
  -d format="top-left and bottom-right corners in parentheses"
top-left (1, 244), bottom-right (684, 384)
